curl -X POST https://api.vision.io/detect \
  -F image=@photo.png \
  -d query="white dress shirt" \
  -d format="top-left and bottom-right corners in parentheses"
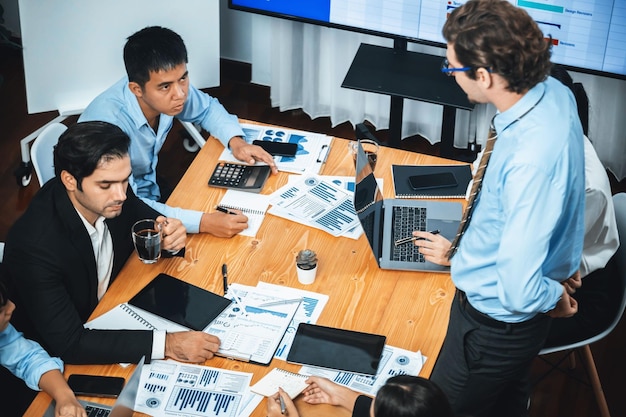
top-left (76, 210), bottom-right (166, 359)
top-left (580, 136), bottom-right (619, 277)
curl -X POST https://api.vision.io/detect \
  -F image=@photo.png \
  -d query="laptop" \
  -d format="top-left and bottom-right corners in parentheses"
top-left (43, 356), bottom-right (145, 417)
top-left (353, 140), bottom-right (462, 272)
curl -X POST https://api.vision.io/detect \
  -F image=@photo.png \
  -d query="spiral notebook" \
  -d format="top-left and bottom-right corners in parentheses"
top-left (250, 368), bottom-right (309, 399)
top-left (391, 164), bottom-right (472, 199)
top-left (218, 189), bottom-right (271, 237)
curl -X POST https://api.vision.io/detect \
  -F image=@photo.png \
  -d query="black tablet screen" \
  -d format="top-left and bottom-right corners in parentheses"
top-left (129, 273), bottom-right (231, 331)
top-left (286, 323), bottom-right (386, 375)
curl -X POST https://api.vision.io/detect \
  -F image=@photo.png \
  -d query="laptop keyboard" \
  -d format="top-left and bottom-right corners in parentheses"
top-left (85, 405), bottom-right (111, 417)
top-left (392, 206), bottom-right (427, 262)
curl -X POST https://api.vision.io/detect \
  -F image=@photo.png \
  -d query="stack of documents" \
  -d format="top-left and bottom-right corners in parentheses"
top-left (219, 123), bottom-right (332, 174)
top-left (268, 174), bottom-right (363, 238)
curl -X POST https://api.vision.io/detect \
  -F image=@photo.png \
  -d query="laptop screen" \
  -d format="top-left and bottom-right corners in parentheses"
top-left (354, 140), bottom-right (385, 262)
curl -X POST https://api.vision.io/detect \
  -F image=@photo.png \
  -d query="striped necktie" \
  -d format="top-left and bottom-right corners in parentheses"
top-left (447, 121), bottom-right (498, 259)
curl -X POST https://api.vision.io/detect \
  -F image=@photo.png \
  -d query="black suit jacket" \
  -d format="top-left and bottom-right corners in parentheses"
top-left (5, 178), bottom-right (171, 364)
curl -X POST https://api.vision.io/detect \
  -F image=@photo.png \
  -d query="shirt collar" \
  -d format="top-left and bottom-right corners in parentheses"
top-left (75, 207), bottom-right (105, 236)
top-left (493, 81), bottom-right (546, 134)
top-left (122, 77), bottom-right (153, 131)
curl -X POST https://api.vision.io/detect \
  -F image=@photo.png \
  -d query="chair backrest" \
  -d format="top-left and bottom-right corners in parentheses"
top-left (540, 192), bottom-right (626, 355)
top-left (31, 122), bottom-right (67, 186)
top-left (608, 192), bottom-right (626, 332)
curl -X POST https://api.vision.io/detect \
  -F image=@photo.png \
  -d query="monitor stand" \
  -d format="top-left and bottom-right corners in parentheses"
top-left (341, 39), bottom-right (474, 158)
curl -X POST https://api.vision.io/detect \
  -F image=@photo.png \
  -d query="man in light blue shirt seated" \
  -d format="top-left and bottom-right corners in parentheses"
top-left (420, 2), bottom-right (585, 417)
top-left (79, 26), bottom-right (277, 236)
top-left (0, 279), bottom-right (86, 417)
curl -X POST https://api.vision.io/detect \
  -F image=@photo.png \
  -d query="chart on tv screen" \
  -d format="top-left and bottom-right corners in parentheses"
top-left (233, 0), bottom-right (625, 77)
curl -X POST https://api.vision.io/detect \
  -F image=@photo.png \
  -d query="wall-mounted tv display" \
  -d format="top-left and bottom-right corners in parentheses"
top-left (230, 0), bottom-right (626, 80)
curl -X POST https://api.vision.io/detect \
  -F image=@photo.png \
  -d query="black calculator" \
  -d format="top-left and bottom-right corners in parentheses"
top-left (208, 162), bottom-right (271, 193)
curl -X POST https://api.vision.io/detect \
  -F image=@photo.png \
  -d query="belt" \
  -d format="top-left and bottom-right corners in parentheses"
top-left (457, 290), bottom-right (547, 330)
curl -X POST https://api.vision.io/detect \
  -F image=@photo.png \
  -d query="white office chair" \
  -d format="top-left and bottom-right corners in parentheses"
top-left (536, 193), bottom-right (626, 417)
top-left (30, 122), bottom-right (67, 186)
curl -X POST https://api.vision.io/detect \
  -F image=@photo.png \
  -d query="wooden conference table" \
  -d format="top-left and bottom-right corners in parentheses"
top-left (26, 121), bottom-right (466, 417)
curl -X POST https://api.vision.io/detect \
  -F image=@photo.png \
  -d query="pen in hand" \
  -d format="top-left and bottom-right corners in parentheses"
top-left (394, 229), bottom-right (440, 246)
top-left (216, 206), bottom-right (237, 215)
top-left (279, 392), bottom-right (286, 415)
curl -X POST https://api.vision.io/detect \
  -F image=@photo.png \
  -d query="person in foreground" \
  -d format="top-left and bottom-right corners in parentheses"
top-left (0, 279), bottom-right (87, 417)
top-left (79, 26), bottom-right (277, 237)
top-left (266, 375), bottom-right (454, 417)
top-left (413, 66), bottom-right (621, 348)
top-left (422, 1), bottom-right (585, 416)
top-left (4, 121), bottom-right (220, 366)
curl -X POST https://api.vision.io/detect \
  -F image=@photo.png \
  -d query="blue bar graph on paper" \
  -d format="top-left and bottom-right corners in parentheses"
top-left (334, 372), bottom-right (355, 385)
top-left (169, 387), bottom-right (239, 417)
top-left (199, 369), bottom-right (220, 387)
top-left (302, 297), bottom-right (317, 317)
top-left (144, 383), bottom-right (167, 393)
top-left (310, 182), bottom-right (339, 203)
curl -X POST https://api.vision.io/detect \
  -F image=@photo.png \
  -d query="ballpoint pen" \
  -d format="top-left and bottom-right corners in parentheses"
top-left (257, 298), bottom-right (302, 308)
top-left (222, 263), bottom-right (228, 295)
top-left (279, 393), bottom-right (286, 415)
top-left (394, 229), bottom-right (440, 246)
top-left (216, 206), bottom-right (237, 215)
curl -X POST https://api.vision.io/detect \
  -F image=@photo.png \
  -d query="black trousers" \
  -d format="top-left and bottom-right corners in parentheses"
top-left (431, 290), bottom-right (551, 417)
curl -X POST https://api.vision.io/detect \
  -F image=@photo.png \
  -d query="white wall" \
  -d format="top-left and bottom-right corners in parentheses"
top-left (19, 0), bottom-right (220, 115)
top-left (220, 0), bottom-right (252, 63)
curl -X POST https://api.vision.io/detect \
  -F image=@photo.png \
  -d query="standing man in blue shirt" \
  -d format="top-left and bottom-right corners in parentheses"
top-left (425, 1), bottom-right (585, 416)
top-left (79, 26), bottom-right (277, 237)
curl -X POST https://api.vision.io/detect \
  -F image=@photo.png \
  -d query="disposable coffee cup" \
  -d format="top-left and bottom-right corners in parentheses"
top-left (132, 219), bottom-right (162, 264)
top-left (349, 139), bottom-right (379, 171)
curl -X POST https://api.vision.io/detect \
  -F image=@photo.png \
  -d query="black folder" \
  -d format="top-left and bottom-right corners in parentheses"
top-left (392, 164), bottom-right (472, 199)
top-left (286, 323), bottom-right (386, 375)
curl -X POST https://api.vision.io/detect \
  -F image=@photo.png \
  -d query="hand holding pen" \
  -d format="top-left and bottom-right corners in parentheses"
top-left (266, 388), bottom-right (295, 417)
top-left (394, 229), bottom-right (440, 246)
top-left (405, 230), bottom-right (452, 267)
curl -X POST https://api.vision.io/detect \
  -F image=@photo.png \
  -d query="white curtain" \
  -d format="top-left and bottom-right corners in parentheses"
top-left (250, 16), bottom-right (626, 180)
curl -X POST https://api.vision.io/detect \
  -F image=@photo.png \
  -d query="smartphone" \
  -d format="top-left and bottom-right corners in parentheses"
top-left (67, 374), bottom-right (125, 398)
top-left (252, 140), bottom-right (298, 157)
top-left (408, 172), bottom-right (458, 190)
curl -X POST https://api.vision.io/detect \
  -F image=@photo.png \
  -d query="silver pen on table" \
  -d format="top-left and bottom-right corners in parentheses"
top-left (257, 298), bottom-right (302, 307)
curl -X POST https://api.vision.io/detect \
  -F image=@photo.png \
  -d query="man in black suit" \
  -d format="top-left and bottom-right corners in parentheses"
top-left (4, 121), bottom-right (220, 366)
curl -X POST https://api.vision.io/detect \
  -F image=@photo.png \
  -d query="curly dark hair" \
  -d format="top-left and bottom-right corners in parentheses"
top-left (442, 0), bottom-right (552, 93)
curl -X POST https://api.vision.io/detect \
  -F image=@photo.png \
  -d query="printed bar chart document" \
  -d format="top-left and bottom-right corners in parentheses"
top-left (135, 359), bottom-right (261, 417)
top-left (207, 283), bottom-right (301, 365)
top-left (268, 175), bottom-right (360, 237)
top-left (219, 123), bottom-right (332, 174)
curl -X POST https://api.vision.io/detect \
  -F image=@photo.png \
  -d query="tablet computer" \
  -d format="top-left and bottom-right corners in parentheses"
top-left (286, 323), bottom-right (386, 375)
top-left (128, 273), bottom-right (231, 331)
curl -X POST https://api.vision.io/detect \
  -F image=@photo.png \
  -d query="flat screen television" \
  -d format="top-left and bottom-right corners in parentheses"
top-left (229, 0), bottom-right (626, 80)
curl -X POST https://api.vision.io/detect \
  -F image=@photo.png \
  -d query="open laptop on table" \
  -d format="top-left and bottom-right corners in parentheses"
top-left (43, 356), bottom-right (144, 417)
top-left (353, 140), bottom-right (462, 272)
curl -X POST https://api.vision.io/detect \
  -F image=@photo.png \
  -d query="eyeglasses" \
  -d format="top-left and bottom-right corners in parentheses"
top-left (440, 59), bottom-right (472, 76)
top-left (440, 59), bottom-right (492, 76)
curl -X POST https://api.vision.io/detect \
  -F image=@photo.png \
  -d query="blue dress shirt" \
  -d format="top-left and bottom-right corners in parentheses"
top-left (79, 77), bottom-right (245, 233)
top-left (451, 77), bottom-right (585, 323)
top-left (0, 324), bottom-right (63, 391)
